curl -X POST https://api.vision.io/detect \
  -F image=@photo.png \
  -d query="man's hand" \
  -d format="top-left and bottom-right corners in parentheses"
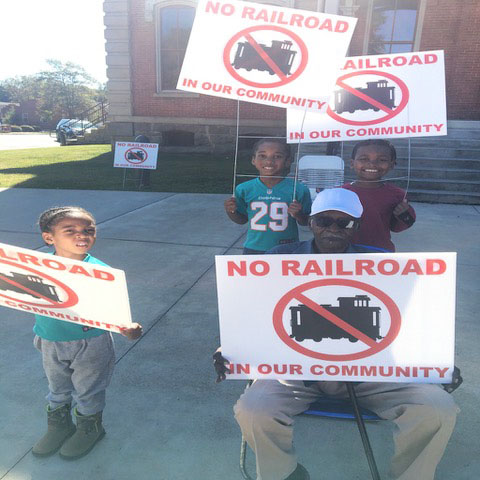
top-left (443, 366), bottom-right (463, 394)
top-left (213, 350), bottom-right (230, 383)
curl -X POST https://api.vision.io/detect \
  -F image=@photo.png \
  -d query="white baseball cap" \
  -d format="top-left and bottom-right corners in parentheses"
top-left (310, 188), bottom-right (363, 218)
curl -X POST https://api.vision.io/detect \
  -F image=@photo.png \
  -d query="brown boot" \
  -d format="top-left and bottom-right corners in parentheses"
top-left (32, 404), bottom-right (76, 457)
top-left (59, 408), bottom-right (105, 460)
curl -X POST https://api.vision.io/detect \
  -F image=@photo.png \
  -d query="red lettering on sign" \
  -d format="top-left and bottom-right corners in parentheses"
top-left (93, 269), bottom-right (114, 281)
top-left (0, 248), bottom-right (18, 261)
top-left (206, 0), bottom-right (235, 16)
top-left (17, 253), bottom-right (41, 266)
top-left (258, 364), bottom-right (272, 374)
top-left (319, 18), bottom-right (332, 31)
top-left (342, 53), bottom-right (438, 71)
top-left (426, 259), bottom-right (446, 275)
top-left (241, 6), bottom-right (255, 19)
top-left (355, 259), bottom-right (375, 275)
top-left (335, 21), bottom-right (349, 33)
top-left (336, 260), bottom-right (353, 275)
top-left (42, 259), bottom-right (66, 271)
top-left (282, 260), bottom-right (300, 276)
top-left (290, 364), bottom-right (303, 375)
top-left (303, 260), bottom-right (323, 275)
top-left (290, 13), bottom-right (303, 27)
top-left (227, 260), bottom-right (246, 276)
top-left (401, 259), bottom-right (424, 275)
top-left (378, 259), bottom-right (400, 275)
top-left (234, 364), bottom-right (250, 374)
top-left (69, 265), bottom-right (92, 277)
top-left (250, 261), bottom-right (270, 276)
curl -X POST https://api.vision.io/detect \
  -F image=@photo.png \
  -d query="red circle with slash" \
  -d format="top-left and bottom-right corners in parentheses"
top-left (327, 70), bottom-right (409, 126)
top-left (0, 259), bottom-right (78, 308)
top-left (125, 147), bottom-right (148, 164)
top-left (272, 279), bottom-right (401, 361)
top-left (223, 25), bottom-right (308, 88)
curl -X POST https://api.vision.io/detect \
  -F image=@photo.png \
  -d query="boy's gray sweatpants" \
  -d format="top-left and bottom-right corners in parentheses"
top-left (234, 379), bottom-right (459, 480)
top-left (34, 333), bottom-right (115, 415)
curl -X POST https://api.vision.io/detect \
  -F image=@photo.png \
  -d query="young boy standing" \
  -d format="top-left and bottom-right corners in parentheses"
top-left (224, 139), bottom-right (311, 254)
top-left (32, 206), bottom-right (142, 460)
top-left (342, 139), bottom-right (416, 252)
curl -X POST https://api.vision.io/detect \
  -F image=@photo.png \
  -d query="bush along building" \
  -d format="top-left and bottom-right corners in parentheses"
top-left (103, 0), bottom-right (480, 203)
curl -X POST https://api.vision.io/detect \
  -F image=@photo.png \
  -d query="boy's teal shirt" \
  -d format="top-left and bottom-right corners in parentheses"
top-left (33, 253), bottom-right (108, 341)
top-left (235, 177), bottom-right (311, 251)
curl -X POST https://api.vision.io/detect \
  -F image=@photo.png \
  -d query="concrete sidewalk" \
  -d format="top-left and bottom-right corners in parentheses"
top-left (0, 188), bottom-right (478, 480)
top-left (0, 133), bottom-right (60, 151)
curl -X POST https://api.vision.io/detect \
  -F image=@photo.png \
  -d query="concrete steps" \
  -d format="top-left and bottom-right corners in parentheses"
top-left (298, 120), bottom-right (480, 204)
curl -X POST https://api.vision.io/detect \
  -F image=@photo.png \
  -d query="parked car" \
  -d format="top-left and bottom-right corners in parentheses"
top-left (55, 119), bottom-right (96, 145)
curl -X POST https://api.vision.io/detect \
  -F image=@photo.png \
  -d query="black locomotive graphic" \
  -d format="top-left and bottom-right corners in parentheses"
top-left (334, 80), bottom-right (395, 114)
top-left (232, 39), bottom-right (297, 76)
top-left (289, 295), bottom-right (381, 343)
top-left (127, 150), bottom-right (145, 161)
top-left (0, 271), bottom-right (60, 302)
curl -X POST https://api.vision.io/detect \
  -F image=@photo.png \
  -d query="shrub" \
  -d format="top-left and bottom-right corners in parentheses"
top-left (20, 125), bottom-right (35, 132)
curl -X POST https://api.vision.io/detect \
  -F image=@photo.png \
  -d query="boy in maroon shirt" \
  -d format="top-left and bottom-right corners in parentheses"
top-left (342, 139), bottom-right (415, 251)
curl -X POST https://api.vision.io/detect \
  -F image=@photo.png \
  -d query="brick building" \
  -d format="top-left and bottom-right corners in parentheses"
top-left (103, 0), bottom-right (480, 152)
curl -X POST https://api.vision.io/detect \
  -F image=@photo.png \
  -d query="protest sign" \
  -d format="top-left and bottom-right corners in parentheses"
top-left (216, 252), bottom-right (456, 382)
top-left (287, 50), bottom-right (447, 142)
top-left (0, 243), bottom-right (133, 334)
top-left (114, 142), bottom-right (159, 170)
top-left (178, 0), bottom-right (356, 112)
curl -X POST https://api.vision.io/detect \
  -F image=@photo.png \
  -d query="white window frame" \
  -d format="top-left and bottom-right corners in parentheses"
top-left (154, 0), bottom-right (197, 95)
top-left (362, 0), bottom-right (427, 55)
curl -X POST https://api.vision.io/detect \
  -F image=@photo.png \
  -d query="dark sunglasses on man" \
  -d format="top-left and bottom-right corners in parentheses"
top-left (310, 215), bottom-right (360, 229)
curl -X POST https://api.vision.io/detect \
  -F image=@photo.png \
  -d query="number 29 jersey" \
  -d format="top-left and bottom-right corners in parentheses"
top-left (235, 177), bottom-right (311, 252)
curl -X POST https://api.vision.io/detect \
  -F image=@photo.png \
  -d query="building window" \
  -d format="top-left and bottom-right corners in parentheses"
top-left (368, 0), bottom-right (419, 55)
top-left (163, 130), bottom-right (194, 146)
top-left (157, 4), bottom-right (195, 91)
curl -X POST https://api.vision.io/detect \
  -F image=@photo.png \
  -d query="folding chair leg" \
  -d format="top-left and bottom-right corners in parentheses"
top-left (240, 436), bottom-right (255, 480)
top-left (346, 382), bottom-right (382, 480)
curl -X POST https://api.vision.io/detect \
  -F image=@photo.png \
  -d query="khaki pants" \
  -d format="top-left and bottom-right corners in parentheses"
top-left (234, 380), bottom-right (458, 480)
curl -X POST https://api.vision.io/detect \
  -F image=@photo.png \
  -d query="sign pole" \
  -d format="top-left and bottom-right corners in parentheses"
top-left (346, 382), bottom-right (381, 480)
top-left (232, 99), bottom-right (241, 197)
top-left (292, 105), bottom-right (308, 201)
top-left (404, 137), bottom-right (412, 199)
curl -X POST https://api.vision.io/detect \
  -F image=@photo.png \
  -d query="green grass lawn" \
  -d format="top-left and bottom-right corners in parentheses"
top-left (0, 144), bottom-right (258, 193)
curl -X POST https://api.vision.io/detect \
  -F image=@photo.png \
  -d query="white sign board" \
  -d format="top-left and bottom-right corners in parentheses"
top-left (0, 243), bottom-right (133, 334)
top-left (177, 0), bottom-right (357, 112)
top-left (114, 142), bottom-right (159, 170)
top-left (216, 252), bottom-right (456, 382)
top-left (287, 50), bottom-right (447, 142)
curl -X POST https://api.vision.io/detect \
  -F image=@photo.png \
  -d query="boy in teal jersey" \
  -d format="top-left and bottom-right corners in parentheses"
top-left (31, 206), bottom-right (142, 460)
top-left (224, 138), bottom-right (311, 254)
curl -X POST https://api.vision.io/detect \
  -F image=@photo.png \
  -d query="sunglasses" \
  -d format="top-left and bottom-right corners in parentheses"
top-left (310, 216), bottom-right (359, 229)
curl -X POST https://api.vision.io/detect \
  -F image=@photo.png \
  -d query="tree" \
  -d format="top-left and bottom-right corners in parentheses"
top-left (39, 59), bottom-right (99, 120)
top-left (0, 59), bottom-right (104, 127)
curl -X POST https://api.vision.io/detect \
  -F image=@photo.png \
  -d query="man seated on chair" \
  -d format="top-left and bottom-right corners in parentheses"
top-left (213, 188), bottom-right (459, 480)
